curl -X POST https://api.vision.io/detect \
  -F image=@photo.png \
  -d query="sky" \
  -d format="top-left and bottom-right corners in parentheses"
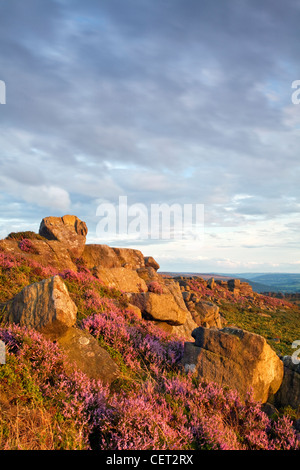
top-left (0, 0), bottom-right (300, 273)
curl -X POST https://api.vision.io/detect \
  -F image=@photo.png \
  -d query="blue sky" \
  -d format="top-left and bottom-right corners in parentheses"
top-left (0, 0), bottom-right (300, 273)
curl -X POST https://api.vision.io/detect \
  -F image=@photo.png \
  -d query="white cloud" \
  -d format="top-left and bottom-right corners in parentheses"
top-left (23, 185), bottom-right (71, 211)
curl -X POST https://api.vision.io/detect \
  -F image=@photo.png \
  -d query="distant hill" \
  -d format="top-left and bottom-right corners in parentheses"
top-left (235, 273), bottom-right (300, 294)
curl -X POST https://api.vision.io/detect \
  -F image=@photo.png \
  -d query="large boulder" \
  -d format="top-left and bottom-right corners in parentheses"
top-left (57, 327), bottom-right (120, 385)
top-left (94, 267), bottom-right (148, 293)
top-left (82, 244), bottom-right (145, 270)
top-left (130, 292), bottom-right (187, 326)
top-left (39, 215), bottom-right (88, 258)
top-left (181, 326), bottom-right (284, 403)
top-left (3, 276), bottom-right (77, 340)
top-left (274, 356), bottom-right (300, 410)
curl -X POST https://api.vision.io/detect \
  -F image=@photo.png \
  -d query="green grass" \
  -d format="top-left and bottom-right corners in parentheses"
top-left (5, 231), bottom-right (47, 242)
top-left (220, 300), bottom-right (300, 356)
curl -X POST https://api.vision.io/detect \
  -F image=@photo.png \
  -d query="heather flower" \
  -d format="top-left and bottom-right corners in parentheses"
top-left (148, 281), bottom-right (164, 294)
top-left (0, 252), bottom-right (20, 269)
top-left (18, 238), bottom-right (38, 254)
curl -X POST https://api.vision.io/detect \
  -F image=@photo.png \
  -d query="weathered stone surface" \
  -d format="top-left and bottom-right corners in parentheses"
top-left (144, 256), bottom-right (160, 271)
top-left (3, 276), bottom-right (77, 340)
top-left (274, 356), bottom-right (300, 410)
top-left (57, 327), bottom-right (120, 384)
top-left (130, 292), bottom-right (187, 326)
top-left (82, 244), bottom-right (145, 270)
top-left (39, 215), bottom-right (88, 258)
top-left (94, 267), bottom-right (147, 293)
top-left (181, 326), bottom-right (284, 403)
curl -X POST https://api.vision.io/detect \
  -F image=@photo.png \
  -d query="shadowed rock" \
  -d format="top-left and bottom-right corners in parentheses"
top-left (275, 356), bottom-right (300, 410)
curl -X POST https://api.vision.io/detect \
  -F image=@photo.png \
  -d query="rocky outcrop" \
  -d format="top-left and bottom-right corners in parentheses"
top-left (181, 326), bottom-right (284, 403)
top-left (180, 292), bottom-right (222, 330)
top-left (0, 215), bottom-right (89, 272)
top-left (2, 276), bottom-right (77, 340)
top-left (227, 279), bottom-right (254, 297)
top-left (39, 215), bottom-right (88, 258)
top-left (57, 327), bottom-right (120, 385)
top-left (274, 356), bottom-right (300, 410)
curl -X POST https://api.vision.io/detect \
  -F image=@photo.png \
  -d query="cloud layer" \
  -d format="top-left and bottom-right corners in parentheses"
top-left (0, 0), bottom-right (300, 272)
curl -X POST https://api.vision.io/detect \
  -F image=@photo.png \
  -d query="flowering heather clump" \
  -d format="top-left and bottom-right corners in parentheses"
top-left (148, 281), bottom-right (164, 294)
top-left (0, 251), bottom-right (17, 270)
top-left (260, 294), bottom-right (294, 309)
top-left (0, 251), bottom-right (58, 302)
top-left (187, 278), bottom-right (213, 298)
top-left (0, 320), bottom-right (299, 450)
top-left (0, 324), bottom-right (109, 450)
top-left (59, 268), bottom-right (101, 285)
top-left (18, 238), bottom-right (38, 254)
top-left (26, 259), bottom-right (58, 278)
top-left (81, 305), bottom-right (184, 376)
